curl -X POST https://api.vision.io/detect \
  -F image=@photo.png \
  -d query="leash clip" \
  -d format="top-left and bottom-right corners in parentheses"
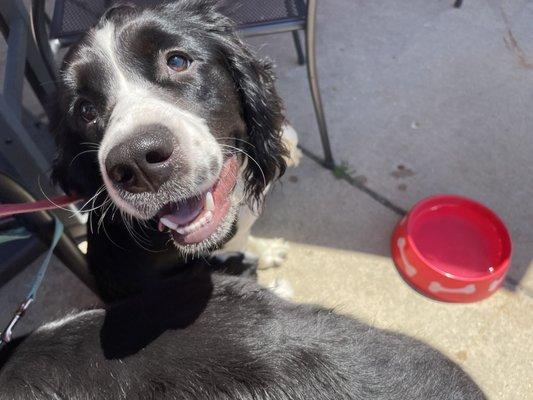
top-left (0, 217), bottom-right (63, 349)
top-left (0, 298), bottom-right (33, 347)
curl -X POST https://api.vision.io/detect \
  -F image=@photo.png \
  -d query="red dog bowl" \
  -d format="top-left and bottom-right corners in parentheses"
top-left (391, 195), bottom-right (512, 302)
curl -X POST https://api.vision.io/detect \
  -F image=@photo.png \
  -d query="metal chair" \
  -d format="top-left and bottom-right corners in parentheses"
top-left (33, 0), bottom-right (334, 167)
top-left (0, 1), bottom-right (96, 294)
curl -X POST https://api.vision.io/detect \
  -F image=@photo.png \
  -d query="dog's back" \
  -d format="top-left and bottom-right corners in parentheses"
top-left (0, 272), bottom-right (484, 399)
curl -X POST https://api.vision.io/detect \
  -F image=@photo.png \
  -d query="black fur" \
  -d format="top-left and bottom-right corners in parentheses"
top-left (0, 270), bottom-right (485, 399)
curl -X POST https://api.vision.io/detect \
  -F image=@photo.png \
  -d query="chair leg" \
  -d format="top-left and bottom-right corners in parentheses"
top-left (291, 31), bottom-right (305, 65)
top-left (31, 0), bottom-right (57, 80)
top-left (305, 0), bottom-right (334, 168)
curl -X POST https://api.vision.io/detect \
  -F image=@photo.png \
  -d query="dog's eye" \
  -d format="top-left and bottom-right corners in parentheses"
top-left (79, 101), bottom-right (98, 123)
top-left (167, 54), bottom-right (190, 72)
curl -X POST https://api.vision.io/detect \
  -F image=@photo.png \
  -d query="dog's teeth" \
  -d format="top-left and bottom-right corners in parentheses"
top-left (205, 191), bottom-right (214, 211)
top-left (175, 226), bottom-right (187, 235)
top-left (195, 212), bottom-right (212, 230)
top-left (160, 217), bottom-right (178, 230)
top-left (186, 223), bottom-right (199, 234)
top-left (167, 209), bottom-right (215, 236)
top-left (174, 211), bottom-right (214, 236)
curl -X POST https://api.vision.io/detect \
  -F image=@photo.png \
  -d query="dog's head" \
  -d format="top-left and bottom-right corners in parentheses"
top-left (51, 1), bottom-right (288, 254)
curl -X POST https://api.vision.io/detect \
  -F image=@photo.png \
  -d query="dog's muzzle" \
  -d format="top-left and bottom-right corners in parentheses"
top-left (102, 122), bottom-right (238, 246)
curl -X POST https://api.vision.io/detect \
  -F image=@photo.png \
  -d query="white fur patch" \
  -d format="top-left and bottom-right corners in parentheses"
top-left (281, 123), bottom-right (302, 167)
top-left (267, 278), bottom-right (294, 300)
top-left (248, 236), bottom-right (290, 269)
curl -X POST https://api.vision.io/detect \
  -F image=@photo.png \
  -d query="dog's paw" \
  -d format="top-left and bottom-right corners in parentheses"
top-left (266, 278), bottom-right (294, 300)
top-left (247, 237), bottom-right (289, 269)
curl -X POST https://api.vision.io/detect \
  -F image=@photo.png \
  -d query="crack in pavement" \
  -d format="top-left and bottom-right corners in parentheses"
top-left (298, 145), bottom-right (406, 216)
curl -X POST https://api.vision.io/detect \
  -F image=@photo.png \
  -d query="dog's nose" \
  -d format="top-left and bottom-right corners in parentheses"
top-left (105, 125), bottom-right (175, 193)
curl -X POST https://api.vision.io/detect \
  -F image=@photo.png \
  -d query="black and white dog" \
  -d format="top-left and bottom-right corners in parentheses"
top-left (50, 0), bottom-right (299, 300)
top-left (0, 3), bottom-right (486, 397)
top-left (0, 264), bottom-right (485, 399)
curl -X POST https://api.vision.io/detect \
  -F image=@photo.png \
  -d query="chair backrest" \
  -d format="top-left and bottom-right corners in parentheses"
top-left (0, 1), bottom-right (57, 198)
top-left (49, 0), bottom-right (307, 43)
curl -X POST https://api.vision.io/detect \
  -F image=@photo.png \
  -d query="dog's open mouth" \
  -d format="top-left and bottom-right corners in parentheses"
top-left (157, 155), bottom-right (238, 245)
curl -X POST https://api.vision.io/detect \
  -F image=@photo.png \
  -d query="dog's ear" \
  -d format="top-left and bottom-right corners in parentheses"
top-left (48, 98), bottom-right (101, 197)
top-left (223, 39), bottom-right (289, 207)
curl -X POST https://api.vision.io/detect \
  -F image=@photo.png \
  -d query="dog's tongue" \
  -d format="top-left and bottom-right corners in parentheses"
top-left (164, 196), bottom-right (204, 226)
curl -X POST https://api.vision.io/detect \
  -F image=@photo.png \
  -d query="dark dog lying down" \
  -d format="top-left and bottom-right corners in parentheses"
top-left (0, 265), bottom-right (484, 399)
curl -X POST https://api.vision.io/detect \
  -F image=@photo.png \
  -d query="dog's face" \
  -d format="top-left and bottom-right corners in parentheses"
top-left (51, 1), bottom-right (287, 254)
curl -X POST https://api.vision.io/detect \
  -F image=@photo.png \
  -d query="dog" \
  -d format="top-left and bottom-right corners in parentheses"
top-left (50, 0), bottom-right (300, 300)
top-left (0, 265), bottom-right (485, 399)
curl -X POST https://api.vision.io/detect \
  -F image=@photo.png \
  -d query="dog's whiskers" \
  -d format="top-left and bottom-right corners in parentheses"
top-left (69, 148), bottom-right (99, 167)
top-left (97, 200), bottom-right (114, 234)
top-left (88, 196), bottom-right (112, 235)
top-left (72, 185), bottom-right (106, 216)
top-left (37, 175), bottom-right (82, 214)
top-left (217, 136), bottom-right (256, 148)
top-left (118, 210), bottom-right (166, 253)
top-left (219, 144), bottom-right (266, 189)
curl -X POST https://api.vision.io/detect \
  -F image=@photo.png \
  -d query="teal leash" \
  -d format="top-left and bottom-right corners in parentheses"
top-left (0, 226), bottom-right (32, 245)
top-left (0, 217), bottom-right (64, 348)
